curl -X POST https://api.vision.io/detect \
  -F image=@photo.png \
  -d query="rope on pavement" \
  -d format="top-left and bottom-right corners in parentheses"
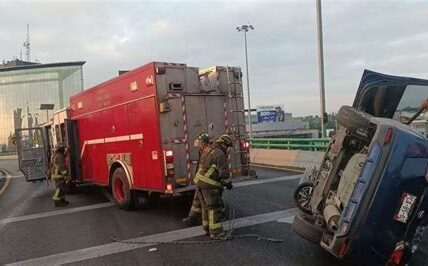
top-left (110, 189), bottom-right (284, 245)
top-left (110, 233), bottom-right (283, 245)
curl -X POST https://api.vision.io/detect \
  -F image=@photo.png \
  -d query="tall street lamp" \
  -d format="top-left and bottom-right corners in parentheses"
top-left (316, 0), bottom-right (327, 138)
top-left (236, 23), bottom-right (254, 141)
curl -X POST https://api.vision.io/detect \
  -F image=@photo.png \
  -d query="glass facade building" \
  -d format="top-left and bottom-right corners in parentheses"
top-left (0, 62), bottom-right (85, 153)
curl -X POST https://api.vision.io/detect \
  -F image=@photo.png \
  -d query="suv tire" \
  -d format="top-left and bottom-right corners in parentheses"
top-left (336, 105), bottom-right (371, 132)
top-left (292, 214), bottom-right (323, 243)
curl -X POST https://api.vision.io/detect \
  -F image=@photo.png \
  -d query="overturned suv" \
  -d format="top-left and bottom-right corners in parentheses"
top-left (292, 70), bottom-right (428, 265)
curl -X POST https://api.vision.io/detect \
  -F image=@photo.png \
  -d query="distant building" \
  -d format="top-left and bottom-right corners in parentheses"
top-left (247, 111), bottom-right (318, 138)
top-left (0, 60), bottom-right (85, 152)
top-left (0, 59), bottom-right (39, 68)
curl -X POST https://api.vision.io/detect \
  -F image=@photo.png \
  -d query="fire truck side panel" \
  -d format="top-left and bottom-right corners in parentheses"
top-left (155, 63), bottom-right (203, 185)
top-left (184, 96), bottom-right (209, 174)
top-left (70, 63), bottom-right (166, 190)
top-left (128, 97), bottom-right (164, 190)
top-left (199, 66), bottom-right (247, 175)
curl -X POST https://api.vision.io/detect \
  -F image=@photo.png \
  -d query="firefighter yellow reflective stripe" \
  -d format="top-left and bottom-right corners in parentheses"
top-left (202, 220), bottom-right (209, 226)
top-left (208, 210), bottom-right (222, 230)
top-left (52, 189), bottom-right (60, 200)
top-left (51, 174), bottom-right (65, 180)
top-left (194, 164), bottom-right (222, 187)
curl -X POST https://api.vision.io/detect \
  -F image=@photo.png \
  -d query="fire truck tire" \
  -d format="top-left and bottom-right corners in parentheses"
top-left (336, 105), bottom-right (371, 132)
top-left (111, 167), bottom-right (134, 210)
top-left (291, 214), bottom-right (323, 243)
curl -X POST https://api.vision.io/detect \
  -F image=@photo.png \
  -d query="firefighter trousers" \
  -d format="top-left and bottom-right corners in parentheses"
top-left (188, 191), bottom-right (202, 218)
top-left (52, 179), bottom-right (67, 202)
top-left (196, 184), bottom-right (225, 236)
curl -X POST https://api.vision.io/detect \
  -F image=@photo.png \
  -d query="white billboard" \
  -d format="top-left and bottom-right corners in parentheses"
top-left (257, 105), bottom-right (285, 123)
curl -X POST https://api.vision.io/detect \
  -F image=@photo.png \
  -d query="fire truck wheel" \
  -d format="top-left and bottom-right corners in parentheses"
top-left (291, 214), bottom-right (323, 243)
top-left (112, 168), bottom-right (134, 210)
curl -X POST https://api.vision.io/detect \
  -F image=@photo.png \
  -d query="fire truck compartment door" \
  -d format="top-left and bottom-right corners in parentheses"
top-left (16, 127), bottom-right (49, 182)
top-left (65, 119), bottom-right (81, 181)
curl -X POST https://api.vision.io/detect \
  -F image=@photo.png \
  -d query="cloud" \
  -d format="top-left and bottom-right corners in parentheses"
top-left (0, 0), bottom-right (427, 116)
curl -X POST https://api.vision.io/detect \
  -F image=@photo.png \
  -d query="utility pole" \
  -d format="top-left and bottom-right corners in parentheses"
top-left (23, 24), bottom-right (31, 62)
top-left (236, 23), bottom-right (254, 141)
top-left (316, 0), bottom-right (327, 138)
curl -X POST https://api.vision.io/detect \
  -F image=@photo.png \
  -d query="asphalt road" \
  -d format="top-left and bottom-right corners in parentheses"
top-left (0, 159), bottom-right (426, 265)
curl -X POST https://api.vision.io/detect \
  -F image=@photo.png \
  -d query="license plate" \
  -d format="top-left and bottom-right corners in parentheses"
top-left (394, 192), bottom-right (417, 223)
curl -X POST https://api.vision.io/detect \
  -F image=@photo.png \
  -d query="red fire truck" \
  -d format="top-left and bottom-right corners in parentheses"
top-left (15, 62), bottom-right (251, 209)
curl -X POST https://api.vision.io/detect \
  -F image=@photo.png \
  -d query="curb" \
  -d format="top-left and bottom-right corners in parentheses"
top-left (0, 169), bottom-right (11, 197)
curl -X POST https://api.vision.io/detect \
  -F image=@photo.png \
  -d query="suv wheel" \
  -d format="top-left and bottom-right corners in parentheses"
top-left (336, 105), bottom-right (371, 132)
top-left (292, 214), bottom-right (323, 243)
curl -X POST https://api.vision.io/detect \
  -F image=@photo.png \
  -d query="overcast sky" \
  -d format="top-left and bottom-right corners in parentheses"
top-left (1, 0), bottom-right (428, 116)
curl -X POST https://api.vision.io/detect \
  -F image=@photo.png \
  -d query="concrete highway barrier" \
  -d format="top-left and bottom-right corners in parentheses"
top-left (250, 148), bottom-right (323, 170)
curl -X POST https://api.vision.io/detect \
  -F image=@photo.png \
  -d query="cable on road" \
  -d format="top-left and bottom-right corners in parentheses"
top-left (110, 189), bottom-right (284, 246)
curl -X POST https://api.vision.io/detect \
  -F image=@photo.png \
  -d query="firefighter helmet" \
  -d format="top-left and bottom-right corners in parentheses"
top-left (216, 134), bottom-right (233, 147)
top-left (196, 132), bottom-right (210, 144)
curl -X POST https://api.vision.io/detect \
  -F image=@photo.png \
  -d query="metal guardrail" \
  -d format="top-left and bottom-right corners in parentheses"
top-left (250, 138), bottom-right (330, 151)
top-left (0, 151), bottom-right (17, 157)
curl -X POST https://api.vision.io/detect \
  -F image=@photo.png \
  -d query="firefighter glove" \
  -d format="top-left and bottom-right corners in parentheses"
top-left (224, 182), bottom-right (233, 190)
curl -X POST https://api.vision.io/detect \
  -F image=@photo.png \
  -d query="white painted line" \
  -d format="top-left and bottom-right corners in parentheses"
top-left (7, 175), bottom-right (24, 179)
top-left (234, 174), bottom-right (301, 188)
top-left (277, 215), bottom-right (295, 224)
top-left (8, 208), bottom-right (298, 266)
top-left (87, 138), bottom-right (105, 145)
top-left (0, 174), bottom-right (298, 227)
top-left (105, 135), bottom-right (130, 143)
top-left (130, 133), bottom-right (143, 140)
top-left (0, 202), bottom-right (115, 226)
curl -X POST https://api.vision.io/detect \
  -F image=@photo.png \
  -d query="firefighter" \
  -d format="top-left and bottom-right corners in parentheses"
top-left (50, 143), bottom-right (69, 207)
top-left (193, 134), bottom-right (233, 240)
top-left (182, 132), bottom-right (211, 227)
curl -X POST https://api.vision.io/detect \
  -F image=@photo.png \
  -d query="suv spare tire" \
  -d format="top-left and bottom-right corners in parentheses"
top-left (292, 214), bottom-right (323, 243)
top-left (336, 105), bottom-right (371, 132)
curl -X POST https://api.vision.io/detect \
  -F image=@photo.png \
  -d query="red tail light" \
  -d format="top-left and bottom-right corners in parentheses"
top-left (165, 150), bottom-right (174, 162)
top-left (389, 242), bottom-right (405, 265)
top-left (338, 241), bottom-right (349, 257)
top-left (241, 140), bottom-right (250, 151)
top-left (164, 150), bottom-right (174, 177)
top-left (384, 128), bottom-right (393, 144)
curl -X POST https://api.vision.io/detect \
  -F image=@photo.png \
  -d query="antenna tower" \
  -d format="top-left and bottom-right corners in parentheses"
top-left (23, 24), bottom-right (31, 62)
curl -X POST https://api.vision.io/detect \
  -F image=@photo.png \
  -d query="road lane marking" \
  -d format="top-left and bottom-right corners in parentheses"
top-left (277, 215), bottom-right (295, 224)
top-left (234, 174), bottom-right (301, 187)
top-left (0, 174), bottom-right (300, 225)
top-left (0, 202), bottom-right (115, 226)
top-left (7, 175), bottom-right (24, 179)
top-left (8, 208), bottom-right (298, 266)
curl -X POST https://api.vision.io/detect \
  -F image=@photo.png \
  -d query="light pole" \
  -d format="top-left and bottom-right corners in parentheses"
top-left (316, 0), bottom-right (327, 138)
top-left (236, 23), bottom-right (254, 141)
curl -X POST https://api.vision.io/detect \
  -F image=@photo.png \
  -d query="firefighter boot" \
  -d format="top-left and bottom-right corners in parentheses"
top-left (182, 216), bottom-right (200, 226)
top-left (54, 199), bottom-right (69, 207)
top-left (210, 231), bottom-right (231, 241)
